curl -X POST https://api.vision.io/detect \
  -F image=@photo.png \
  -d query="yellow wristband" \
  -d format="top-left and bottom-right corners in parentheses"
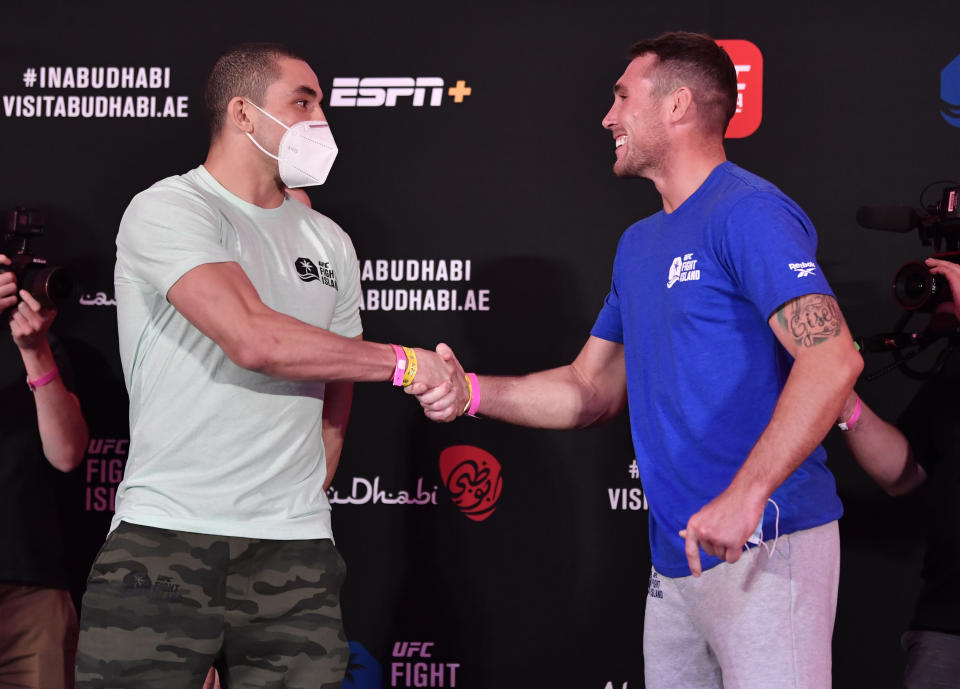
top-left (401, 346), bottom-right (418, 386)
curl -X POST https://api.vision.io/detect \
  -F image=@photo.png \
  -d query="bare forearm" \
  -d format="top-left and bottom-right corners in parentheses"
top-left (168, 263), bottom-right (396, 383)
top-left (840, 397), bottom-right (925, 495)
top-left (21, 344), bottom-right (88, 472)
top-left (472, 337), bottom-right (626, 429)
top-left (728, 347), bottom-right (862, 503)
top-left (479, 367), bottom-right (620, 430)
top-left (227, 311), bottom-right (394, 381)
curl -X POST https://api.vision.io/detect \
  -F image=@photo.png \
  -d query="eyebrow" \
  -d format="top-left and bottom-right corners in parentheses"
top-left (292, 85), bottom-right (320, 100)
top-left (613, 82), bottom-right (626, 96)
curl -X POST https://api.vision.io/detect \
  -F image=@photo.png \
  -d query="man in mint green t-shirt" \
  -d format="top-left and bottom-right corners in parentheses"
top-left (76, 43), bottom-right (461, 689)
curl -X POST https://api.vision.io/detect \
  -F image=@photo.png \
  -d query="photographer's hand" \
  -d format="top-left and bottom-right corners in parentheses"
top-left (1, 254), bottom-right (86, 470)
top-left (0, 254), bottom-right (18, 313)
top-left (925, 257), bottom-right (960, 320)
top-left (1, 254), bottom-right (57, 349)
top-left (10, 287), bottom-right (57, 351)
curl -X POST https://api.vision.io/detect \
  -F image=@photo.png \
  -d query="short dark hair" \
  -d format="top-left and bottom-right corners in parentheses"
top-left (203, 42), bottom-right (305, 139)
top-left (628, 32), bottom-right (737, 136)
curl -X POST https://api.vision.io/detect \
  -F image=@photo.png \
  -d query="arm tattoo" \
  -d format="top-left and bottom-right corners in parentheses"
top-left (776, 294), bottom-right (843, 348)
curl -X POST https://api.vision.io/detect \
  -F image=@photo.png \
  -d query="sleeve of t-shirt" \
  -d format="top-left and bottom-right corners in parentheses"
top-left (718, 192), bottom-right (835, 319)
top-left (328, 224), bottom-right (363, 339)
top-left (591, 236), bottom-right (626, 344)
top-left (115, 180), bottom-right (233, 299)
top-left (591, 278), bottom-right (624, 344)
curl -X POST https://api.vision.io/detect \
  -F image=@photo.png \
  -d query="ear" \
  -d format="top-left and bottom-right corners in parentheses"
top-left (226, 96), bottom-right (254, 133)
top-left (667, 86), bottom-right (694, 123)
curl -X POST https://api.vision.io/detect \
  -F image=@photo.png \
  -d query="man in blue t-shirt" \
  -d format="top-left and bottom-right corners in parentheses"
top-left (413, 32), bottom-right (863, 689)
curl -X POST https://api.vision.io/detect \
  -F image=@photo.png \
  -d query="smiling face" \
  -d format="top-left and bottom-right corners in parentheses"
top-left (601, 54), bottom-right (670, 179)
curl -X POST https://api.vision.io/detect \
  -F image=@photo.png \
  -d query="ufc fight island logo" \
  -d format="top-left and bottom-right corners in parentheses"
top-left (666, 253), bottom-right (701, 288)
top-left (715, 39), bottom-right (763, 139)
top-left (330, 78), bottom-right (472, 107)
top-left (295, 257), bottom-right (338, 289)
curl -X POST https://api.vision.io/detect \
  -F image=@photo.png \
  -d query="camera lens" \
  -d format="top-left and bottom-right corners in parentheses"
top-left (22, 265), bottom-right (75, 307)
top-left (893, 261), bottom-right (948, 311)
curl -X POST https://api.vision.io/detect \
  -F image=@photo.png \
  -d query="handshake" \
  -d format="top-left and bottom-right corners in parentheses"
top-left (397, 343), bottom-right (476, 423)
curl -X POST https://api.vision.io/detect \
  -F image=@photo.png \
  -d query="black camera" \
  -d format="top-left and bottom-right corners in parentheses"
top-left (2, 208), bottom-right (75, 308)
top-left (856, 184), bottom-right (960, 379)
top-left (858, 184), bottom-right (960, 311)
top-left (891, 254), bottom-right (960, 312)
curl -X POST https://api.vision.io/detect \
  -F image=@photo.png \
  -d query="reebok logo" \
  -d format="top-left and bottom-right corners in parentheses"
top-left (789, 261), bottom-right (817, 278)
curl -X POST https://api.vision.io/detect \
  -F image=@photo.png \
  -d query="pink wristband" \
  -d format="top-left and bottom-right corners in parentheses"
top-left (27, 366), bottom-right (59, 392)
top-left (466, 372), bottom-right (481, 416)
top-left (838, 396), bottom-right (862, 431)
top-left (390, 344), bottom-right (407, 386)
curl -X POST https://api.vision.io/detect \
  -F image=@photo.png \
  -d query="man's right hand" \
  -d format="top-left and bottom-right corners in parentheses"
top-left (407, 343), bottom-right (469, 422)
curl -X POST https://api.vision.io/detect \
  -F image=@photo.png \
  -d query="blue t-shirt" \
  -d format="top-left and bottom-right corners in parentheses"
top-left (591, 161), bottom-right (843, 577)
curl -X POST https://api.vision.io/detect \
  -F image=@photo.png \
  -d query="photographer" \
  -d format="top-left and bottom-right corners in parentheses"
top-left (839, 256), bottom-right (960, 688)
top-left (0, 253), bottom-right (88, 689)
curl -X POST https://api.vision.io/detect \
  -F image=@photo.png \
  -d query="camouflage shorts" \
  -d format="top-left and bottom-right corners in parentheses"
top-left (76, 521), bottom-right (348, 689)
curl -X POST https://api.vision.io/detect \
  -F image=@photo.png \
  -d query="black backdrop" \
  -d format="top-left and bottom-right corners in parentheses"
top-left (4, 1), bottom-right (960, 687)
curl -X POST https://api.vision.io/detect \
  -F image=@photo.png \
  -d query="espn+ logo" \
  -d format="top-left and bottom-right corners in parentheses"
top-left (330, 77), bottom-right (471, 107)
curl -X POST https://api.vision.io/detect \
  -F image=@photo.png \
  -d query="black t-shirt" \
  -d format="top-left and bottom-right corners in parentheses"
top-left (898, 354), bottom-right (960, 635)
top-left (0, 333), bottom-right (74, 589)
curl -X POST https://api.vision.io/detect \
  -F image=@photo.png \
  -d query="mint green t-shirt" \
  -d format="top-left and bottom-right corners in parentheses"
top-left (112, 165), bottom-right (362, 540)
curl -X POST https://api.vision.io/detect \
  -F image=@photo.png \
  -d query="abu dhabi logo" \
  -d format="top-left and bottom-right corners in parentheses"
top-left (438, 445), bottom-right (503, 521)
top-left (330, 77), bottom-right (472, 107)
top-left (941, 53), bottom-right (960, 127)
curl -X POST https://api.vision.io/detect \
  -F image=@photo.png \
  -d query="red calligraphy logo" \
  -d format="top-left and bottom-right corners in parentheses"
top-left (438, 445), bottom-right (503, 522)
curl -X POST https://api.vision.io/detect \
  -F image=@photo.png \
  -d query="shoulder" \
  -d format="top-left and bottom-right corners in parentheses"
top-left (699, 169), bottom-right (815, 251)
top-left (300, 203), bottom-right (350, 238)
top-left (618, 212), bottom-right (662, 246)
top-left (291, 203), bottom-right (357, 256)
top-left (717, 164), bottom-right (810, 224)
top-left (124, 168), bottom-right (219, 224)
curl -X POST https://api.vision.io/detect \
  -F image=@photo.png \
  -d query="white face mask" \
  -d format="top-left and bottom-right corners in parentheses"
top-left (244, 99), bottom-right (338, 188)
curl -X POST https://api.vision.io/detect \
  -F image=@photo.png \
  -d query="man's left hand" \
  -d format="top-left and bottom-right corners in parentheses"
top-left (679, 488), bottom-right (765, 577)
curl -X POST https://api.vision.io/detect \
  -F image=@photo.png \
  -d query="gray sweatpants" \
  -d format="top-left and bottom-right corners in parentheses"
top-left (643, 520), bottom-right (839, 689)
